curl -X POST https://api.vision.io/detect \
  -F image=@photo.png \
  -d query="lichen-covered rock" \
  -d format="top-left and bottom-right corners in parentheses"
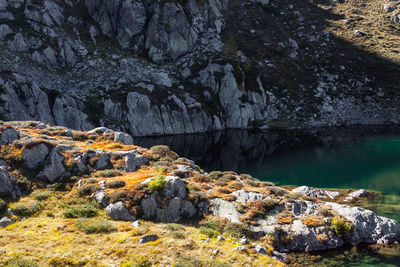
top-left (210, 198), bottom-right (241, 223)
top-left (106, 201), bottom-right (136, 221)
top-left (231, 190), bottom-right (269, 204)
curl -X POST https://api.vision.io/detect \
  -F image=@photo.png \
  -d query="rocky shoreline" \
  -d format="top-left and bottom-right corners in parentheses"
top-left (0, 121), bottom-right (399, 265)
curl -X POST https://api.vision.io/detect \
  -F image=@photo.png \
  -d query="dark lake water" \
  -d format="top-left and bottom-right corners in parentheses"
top-left (134, 126), bottom-right (400, 196)
top-left (134, 126), bottom-right (400, 266)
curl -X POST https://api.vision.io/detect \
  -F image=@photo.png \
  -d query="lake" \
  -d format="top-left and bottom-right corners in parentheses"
top-left (134, 126), bottom-right (400, 266)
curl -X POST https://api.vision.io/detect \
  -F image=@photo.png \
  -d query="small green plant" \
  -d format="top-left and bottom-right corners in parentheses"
top-left (108, 180), bottom-right (126, 188)
top-left (148, 175), bottom-right (167, 192)
top-left (11, 200), bottom-right (42, 217)
top-left (63, 204), bottom-right (99, 218)
top-left (331, 217), bottom-right (353, 238)
top-left (3, 257), bottom-right (38, 267)
top-left (121, 255), bottom-right (151, 267)
top-left (199, 226), bottom-right (219, 238)
top-left (11, 173), bottom-right (32, 195)
top-left (223, 223), bottom-right (251, 238)
top-left (77, 184), bottom-right (100, 197)
top-left (95, 170), bottom-right (122, 177)
top-left (31, 191), bottom-right (52, 201)
top-left (75, 219), bottom-right (116, 234)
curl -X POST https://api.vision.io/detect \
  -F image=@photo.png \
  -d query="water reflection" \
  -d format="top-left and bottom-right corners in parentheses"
top-left (133, 127), bottom-right (400, 195)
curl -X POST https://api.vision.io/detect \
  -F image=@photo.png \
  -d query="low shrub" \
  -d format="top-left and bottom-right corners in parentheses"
top-left (165, 223), bottom-right (185, 231)
top-left (10, 173), bottom-right (32, 195)
top-left (46, 182), bottom-right (65, 191)
top-left (121, 255), bottom-right (151, 267)
top-left (11, 200), bottom-right (42, 217)
top-left (199, 226), bottom-right (219, 238)
top-left (229, 182), bottom-right (244, 190)
top-left (331, 217), bottom-right (353, 238)
top-left (208, 171), bottom-right (223, 180)
top-left (3, 257), bottom-right (38, 267)
top-left (31, 191), bottom-right (52, 201)
top-left (108, 180), bottom-right (126, 188)
top-left (150, 145), bottom-right (179, 161)
top-left (223, 222), bottom-right (251, 238)
top-left (48, 257), bottom-right (86, 267)
top-left (95, 170), bottom-right (122, 177)
top-left (75, 219), bottom-right (116, 234)
top-left (200, 219), bottom-right (225, 232)
top-left (63, 204), bottom-right (98, 218)
top-left (148, 176), bottom-right (167, 192)
top-left (77, 184), bottom-right (100, 197)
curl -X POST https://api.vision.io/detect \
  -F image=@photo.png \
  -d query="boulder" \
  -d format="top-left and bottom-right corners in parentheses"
top-left (37, 147), bottom-right (67, 183)
top-left (106, 201), bottom-right (136, 221)
top-left (327, 202), bottom-right (400, 245)
top-left (0, 164), bottom-right (21, 199)
top-left (0, 217), bottom-right (13, 228)
top-left (0, 126), bottom-right (19, 145)
top-left (139, 234), bottom-right (159, 244)
top-left (125, 153), bottom-right (149, 172)
top-left (22, 143), bottom-right (49, 169)
top-left (114, 132), bottom-right (134, 145)
top-left (231, 190), bottom-right (269, 204)
top-left (96, 152), bottom-right (110, 170)
top-left (210, 198), bottom-right (241, 223)
top-left (88, 127), bottom-right (113, 134)
top-left (93, 191), bottom-right (109, 208)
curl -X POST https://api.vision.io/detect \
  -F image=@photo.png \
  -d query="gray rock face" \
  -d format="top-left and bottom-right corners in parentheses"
top-left (106, 201), bottom-right (136, 221)
top-left (37, 147), bottom-right (67, 183)
top-left (93, 191), bottom-right (109, 208)
top-left (210, 198), bottom-right (241, 223)
top-left (114, 132), bottom-right (133, 145)
top-left (0, 24), bottom-right (12, 42)
top-left (292, 186), bottom-right (342, 199)
top-left (139, 234), bottom-right (159, 244)
top-left (231, 190), bottom-right (269, 204)
top-left (140, 177), bottom-right (199, 222)
top-left (22, 143), bottom-right (49, 170)
top-left (0, 126), bottom-right (19, 145)
top-left (0, 217), bottom-right (13, 228)
top-left (96, 152), bottom-right (110, 170)
top-left (125, 153), bottom-right (148, 172)
top-left (328, 202), bottom-right (400, 245)
top-left (0, 163), bottom-right (21, 199)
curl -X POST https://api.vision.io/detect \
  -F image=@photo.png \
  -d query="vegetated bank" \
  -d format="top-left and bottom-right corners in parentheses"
top-left (0, 121), bottom-right (399, 266)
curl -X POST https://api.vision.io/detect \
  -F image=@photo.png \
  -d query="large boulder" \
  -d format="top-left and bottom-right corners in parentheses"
top-left (210, 198), bottom-right (241, 223)
top-left (0, 126), bottom-right (19, 145)
top-left (0, 161), bottom-right (21, 199)
top-left (328, 202), bottom-right (400, 245)
top-left (22, 143), bottom-right (49, 169)
top-left (140, 176), bottom-right (199, 222)
top-left (37, 147), bottom-right (67, 183)
top-left (114, 132), bottom-right (133, 145)
top-left (106, 201), bottom-right (136, 221)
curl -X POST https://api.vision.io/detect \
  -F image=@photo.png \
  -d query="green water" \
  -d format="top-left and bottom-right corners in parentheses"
top-left (249, 135), bottom-right (400, 196)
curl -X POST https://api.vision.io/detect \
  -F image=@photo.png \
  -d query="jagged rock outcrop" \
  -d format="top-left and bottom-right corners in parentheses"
top-left (0, 0), bottom-right (399, 136)
top-left (0, 160), bottom-right (21, 199)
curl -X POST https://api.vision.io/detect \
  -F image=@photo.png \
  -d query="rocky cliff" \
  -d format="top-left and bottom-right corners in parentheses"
top-left (0, 121), bottom-right (399, 265)
top-left (1, 0), bottom-right (400, 136)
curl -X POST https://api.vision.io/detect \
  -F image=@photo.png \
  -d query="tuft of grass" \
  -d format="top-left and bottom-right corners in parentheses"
top-left (63, 204), bottom-right (99, 218)
top-left (223, 223), bottom-right (251, 238)
top-left (3, 257), bottom-right (38, 267)
top-left (95, 170), bottom-right (122, 177)
top-left (10, 200), bottom-right (42, 217)
top-left (108, 180), bottom-right (126, 188)
top-left (77, 184), bottom-right (100, 197)
top-left (74, 219), bottom-right (116, 234)
top-left (121, 255), bottom-right (152, 267)
top-left (31, 191), bottom-right (52, 201)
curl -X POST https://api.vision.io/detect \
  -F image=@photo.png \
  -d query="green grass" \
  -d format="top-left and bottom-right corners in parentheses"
top-left (63, 204), bottom-right (99, 218)
top-left (11, 200), bottom-right (42, 217)
top-left (74, 219), bottom-right (116, 234)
